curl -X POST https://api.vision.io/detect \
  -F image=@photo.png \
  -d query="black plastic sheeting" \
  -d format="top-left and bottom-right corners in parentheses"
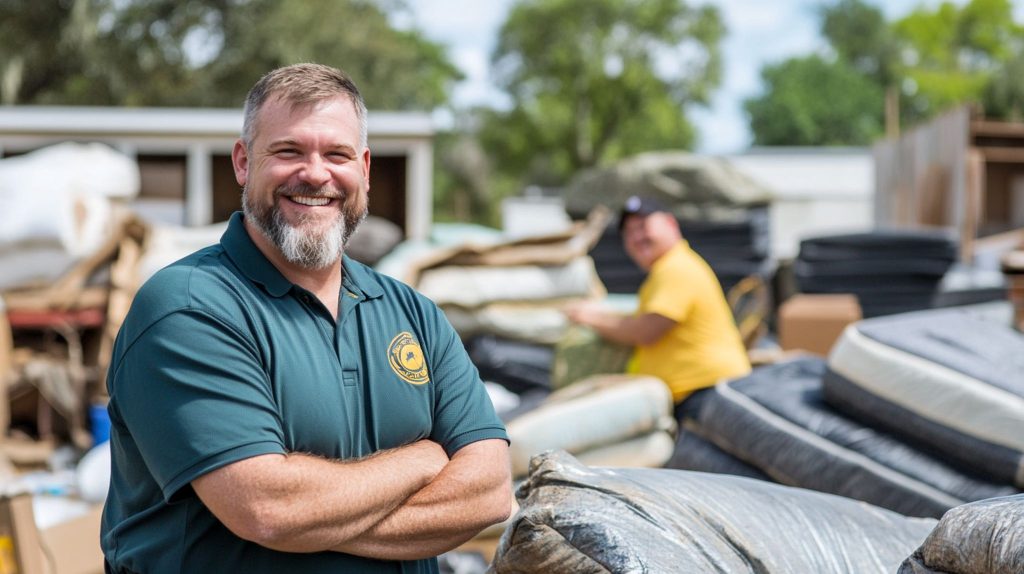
top-left (697, 358), bottom-right (1017, 518)
top-left (664, 426), bottom-right (769, 481)
top-left (465, 335), bottom-right (554, 395)
top-left (588, 209), bottom-right (770, 294)
top-left (489, 451), bottom-right (935, 574)
top-left (899, 494), bottom-right (1024, 574)
top-left (794, 230), bottom-right (957, 318)
top-left (797, 230), bottom-right (958, 261)
top-left (824, 309), bottom-right (1024, 486)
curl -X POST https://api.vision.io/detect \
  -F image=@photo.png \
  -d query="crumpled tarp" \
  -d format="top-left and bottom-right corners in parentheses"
top-left (563, 152), bottom-right (772, 219)
top-left (489, 451), bottom-right (935, 574)
top-left (899, 494), bottom-right (1024, 574)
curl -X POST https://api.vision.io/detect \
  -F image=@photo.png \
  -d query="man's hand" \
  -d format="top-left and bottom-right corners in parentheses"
top-left (563, 300), bottom-right (676, 347)
top-left (563, 300), bottom-right (608, 328)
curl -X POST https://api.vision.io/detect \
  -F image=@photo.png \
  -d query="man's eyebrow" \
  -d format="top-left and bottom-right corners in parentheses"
top-left (266, 138), bottom-right (302, 148)
top-left (265, 139), bottom-right (357, 153)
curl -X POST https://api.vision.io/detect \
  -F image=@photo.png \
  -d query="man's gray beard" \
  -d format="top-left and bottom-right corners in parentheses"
top-left (242, 185), bottom-right (366, 270)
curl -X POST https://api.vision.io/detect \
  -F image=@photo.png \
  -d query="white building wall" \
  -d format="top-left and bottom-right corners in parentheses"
top-left (722, 148), bottom-right (875, 260)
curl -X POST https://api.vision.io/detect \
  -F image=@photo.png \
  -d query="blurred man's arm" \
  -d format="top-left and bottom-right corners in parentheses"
top-left (564, 300), bottom-right (675, 346)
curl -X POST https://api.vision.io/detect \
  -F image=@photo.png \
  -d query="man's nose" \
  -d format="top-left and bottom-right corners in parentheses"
top-left (298, 155), bottom-right (331, 187)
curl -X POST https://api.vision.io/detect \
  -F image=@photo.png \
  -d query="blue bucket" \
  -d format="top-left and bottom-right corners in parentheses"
top-left (89, 403), bottom-right (111, 445)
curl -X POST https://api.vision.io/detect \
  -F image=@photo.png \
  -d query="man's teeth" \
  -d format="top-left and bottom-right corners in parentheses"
top-left (290, 196), bottom-right (331, 206)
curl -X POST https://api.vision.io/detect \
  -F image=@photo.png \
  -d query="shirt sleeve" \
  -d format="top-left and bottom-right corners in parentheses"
top-left (424, 304), bottom-right (509, 456)
top-left (109, 309), bottom-right (286, 502)
top-left (638, 255), bottom-right (694, 323)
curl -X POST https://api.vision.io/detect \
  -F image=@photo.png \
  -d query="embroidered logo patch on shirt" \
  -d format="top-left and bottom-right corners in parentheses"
top-left (387, 331), bottom-right (430, 385)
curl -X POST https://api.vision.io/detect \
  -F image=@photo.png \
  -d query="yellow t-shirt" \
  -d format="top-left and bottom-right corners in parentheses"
top-left (628, 241), bottom-right (751, 402)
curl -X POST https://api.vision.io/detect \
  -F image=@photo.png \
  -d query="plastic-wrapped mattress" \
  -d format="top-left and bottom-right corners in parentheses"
top-left (697, 358), bottom-right (1017, 517)
top-left (825, 308), bottom-right (1024, 487)
top-left (899, 494), bottom-right (1024, 574)
top-left (489, 451), bottom-right (935, 574)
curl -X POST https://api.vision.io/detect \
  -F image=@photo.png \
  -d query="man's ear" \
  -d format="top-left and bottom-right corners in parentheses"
top-left (231, 139), bottom-right (249, 187)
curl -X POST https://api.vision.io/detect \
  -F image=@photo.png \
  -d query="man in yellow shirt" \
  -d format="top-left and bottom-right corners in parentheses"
top-left (565, 196), bottom-right (751, 420)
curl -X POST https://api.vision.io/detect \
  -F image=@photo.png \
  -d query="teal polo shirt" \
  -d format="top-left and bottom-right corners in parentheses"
top-left (101, 212), bottom-right (507, 574)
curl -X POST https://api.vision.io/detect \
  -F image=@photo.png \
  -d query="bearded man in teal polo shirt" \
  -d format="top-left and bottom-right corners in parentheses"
top-left (100, 63), bottom-right (511, 574)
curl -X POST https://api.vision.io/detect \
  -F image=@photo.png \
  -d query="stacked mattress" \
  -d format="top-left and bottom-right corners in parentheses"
top-left (794, 230), bottom-right (957, 317)
top-left (505, 375), bottom-right (675, 478)
top-left (688, 357), bottom-right (1016, 518)
top-left (825, 308), bottom-right (1024, 488)
top-left (589, 207), bottom-right (771, 294)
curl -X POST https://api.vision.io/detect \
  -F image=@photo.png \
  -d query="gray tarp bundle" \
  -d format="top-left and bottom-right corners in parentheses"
top-left (562, 152), bottom-right (772, 219)
top-left (899, 494), bottom-right (1024, 574)
top-left (826, 308), bottom-right (1024, 487)
top-left (489, 451), bottom-right (934, 573)
top-left (696, 357), bottom-right (1017, 518)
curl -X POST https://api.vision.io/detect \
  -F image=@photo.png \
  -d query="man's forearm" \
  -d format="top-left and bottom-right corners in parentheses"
top-left (337, 439), bottom-right (513, 560)
top-left (193, 439), bottom-right (448, 553)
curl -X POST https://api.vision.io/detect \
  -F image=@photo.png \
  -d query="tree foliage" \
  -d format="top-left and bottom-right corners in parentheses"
top-left (893, 0), bottom-right (1024, 120)
top-left (745, 56), bottom-right (883, 146)
top-left (0, 0), bottom-right (461, 110)
top-left (479, 0), bottom-right (723, 190)
top-left (747, 0), bottom-right (1024, 146)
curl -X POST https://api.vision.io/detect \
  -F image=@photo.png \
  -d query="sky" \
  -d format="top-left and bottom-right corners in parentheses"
top-left (405, 0), bottom-right (1024, 154)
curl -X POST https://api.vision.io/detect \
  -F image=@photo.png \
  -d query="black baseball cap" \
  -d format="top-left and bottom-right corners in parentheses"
top-left (618, 195), bottom-right (668, 231)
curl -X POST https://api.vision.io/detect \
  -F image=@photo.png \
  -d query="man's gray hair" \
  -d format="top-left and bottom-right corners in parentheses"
top-left (241, 63), bottom-right (368, 150)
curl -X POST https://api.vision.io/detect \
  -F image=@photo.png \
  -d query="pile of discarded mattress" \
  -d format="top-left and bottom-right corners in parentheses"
top-left (504, 375), bottom-right (676, 479)
top-left (401, 209), bottom-right (612, 418)
top-left (672, 306), bottom-right (1022, 519)
top-left (587, 208), bottom-right (772, 295)
top-left (561, 151), bottom-right (773, 295)
top-left (794, 230), bottom-right (958, 317)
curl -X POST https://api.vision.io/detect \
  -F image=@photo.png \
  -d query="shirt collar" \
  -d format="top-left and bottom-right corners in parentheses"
top-left (341, 254), bottom-right (384, 300)
top-left (220, 212), bottom-right (294, 297)
top-left (221, 211), bottom-right (385, 300)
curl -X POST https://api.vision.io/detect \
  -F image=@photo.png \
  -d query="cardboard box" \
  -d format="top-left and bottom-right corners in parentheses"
top-left (0, 494), bottom-right (103, 574)
top-left (778, 294), bottom-right (862, 356)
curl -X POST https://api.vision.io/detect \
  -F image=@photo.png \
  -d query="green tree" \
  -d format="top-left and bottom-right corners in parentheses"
top-left (746, 0), bottom-right (1024, 146)
top-left (194, 0), bottom-right (461, 110)
top-left (0, 0), bottom-right (461, 111)
top-left (820, 0), bottom-right (899, 86)
top-left (893, 0), bottom-right (1024, 119)
top-left (479, 0), bottom-right (723, 191)
top-left (0, 0), bottom-right (108, 105)
top-left (983, 48), bottom-right (1024, 120)
top-left (745, 55), bottom-right (884, 146)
